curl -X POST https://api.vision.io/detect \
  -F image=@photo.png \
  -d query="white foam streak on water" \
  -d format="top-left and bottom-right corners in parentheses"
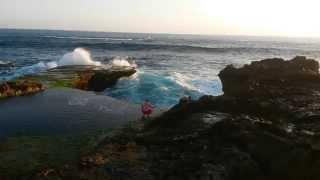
top-left (110, 57), bottom-right (137, 68)
top-left (169, 72), bottom-right (199, 91)
top-left (3, 61), bottom-right (57, 80)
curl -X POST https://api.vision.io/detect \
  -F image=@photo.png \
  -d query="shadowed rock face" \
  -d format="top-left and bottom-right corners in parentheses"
top-left (0, 80), bottom-right (44, 99)
top-left (74, 67), bottom-right (136, 92)
top-left (219, 56), bottom-right (320, 97)
top-left (136, 56), bottom-right (320, 180)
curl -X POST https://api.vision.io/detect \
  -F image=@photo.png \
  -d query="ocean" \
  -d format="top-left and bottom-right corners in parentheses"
top-left (1, 29), bottom-right (320, 107)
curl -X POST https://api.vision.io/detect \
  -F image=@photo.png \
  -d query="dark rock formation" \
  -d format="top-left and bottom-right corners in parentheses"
top-left (139, 56), bottom-right (320, 180)
top-left (0, 80), bottom-right (45, 99)
top-left (74, 67), bottom-right (136, 91)
top-left (219, 56), bottom-right (320, 97)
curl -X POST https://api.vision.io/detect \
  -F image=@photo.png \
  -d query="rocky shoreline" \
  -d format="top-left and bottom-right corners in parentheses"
top-left (0, 80), bottom-right (45, 99)
top-left (1, 56), bottom-right (320, 180)
top-left (0, 66), bottom-right (137, 99)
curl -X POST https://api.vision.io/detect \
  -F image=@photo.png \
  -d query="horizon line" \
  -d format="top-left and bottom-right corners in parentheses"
top-left (1, 27), bottom-right (320, 40)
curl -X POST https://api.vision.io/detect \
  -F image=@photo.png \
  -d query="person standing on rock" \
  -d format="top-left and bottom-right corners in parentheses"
top-left (141, 99), bottom-right (155, 120)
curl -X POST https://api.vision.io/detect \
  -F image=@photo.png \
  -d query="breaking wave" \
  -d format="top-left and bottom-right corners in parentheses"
top-left (1, 48), bottom-right (102, 80)
top-left (105, 71), bottom-right (222, 107)
top-left (58, 48), bottom-right (101, 66)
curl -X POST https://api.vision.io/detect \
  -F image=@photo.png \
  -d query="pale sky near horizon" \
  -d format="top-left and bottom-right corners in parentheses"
top-left (1, 0), bottom-right (320, 37)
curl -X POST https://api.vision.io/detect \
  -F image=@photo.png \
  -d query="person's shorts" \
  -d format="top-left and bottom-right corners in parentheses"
top-left (142, 109), bottom-right (152, 115)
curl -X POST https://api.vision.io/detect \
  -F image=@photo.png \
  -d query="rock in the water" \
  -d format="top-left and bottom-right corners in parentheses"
top-left (219, 56), bottom-right (320, 97)
top-left (0, 80), bottom-right (45, 99)
top-left (74, 67), bottom-right (136, 91)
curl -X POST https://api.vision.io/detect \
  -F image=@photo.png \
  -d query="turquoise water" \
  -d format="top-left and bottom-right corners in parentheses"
top-left (105, 70), bottom-right (221, 107)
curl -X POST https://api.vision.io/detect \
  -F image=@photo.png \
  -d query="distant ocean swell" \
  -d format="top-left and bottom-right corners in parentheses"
top-left (0, 40), bottom-right (294, 54)
top-left (41, 36), bottom-right (135, 41)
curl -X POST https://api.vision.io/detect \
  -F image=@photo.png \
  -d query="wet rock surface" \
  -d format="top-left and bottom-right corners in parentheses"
top-left (74, 66), bottom-right (136, 91)
top-left (0, 80), bottom-right (44, 99)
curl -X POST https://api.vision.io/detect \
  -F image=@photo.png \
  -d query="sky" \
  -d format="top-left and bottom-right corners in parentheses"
top-left (1, 0), bottom-right (320, 37)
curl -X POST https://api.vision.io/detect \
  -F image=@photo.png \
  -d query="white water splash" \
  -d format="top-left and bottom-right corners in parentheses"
top-left (110, 56), bottom-right (137, 68)
top-left (2, 48), bottom-right (103, 80)
top-left (58, 48), bottom-right (101, 66)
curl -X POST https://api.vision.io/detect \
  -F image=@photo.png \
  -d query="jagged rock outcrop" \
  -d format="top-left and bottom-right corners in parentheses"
top-left (219, 56), bottom-right (320, 97)
top-left (74, 67), bottom-right (136, 91)
top-left (138, 56), bottom-right (320, 180)
top-left (0, 80), bottom-right (45, 99)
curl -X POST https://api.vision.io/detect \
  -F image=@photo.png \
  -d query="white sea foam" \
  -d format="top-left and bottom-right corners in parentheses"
top-left (58, 48), bottom-right (101, 66)
top-left (3, 48), bottom-right (103, 80)
top-left (1, 61), bottom-right (54, 80)
top-left (110, 57), bottom-right (137, 68)
top-left (169, 72), bottom-right (199, 91)
top-left (0, 60), bottom-right (12, 65)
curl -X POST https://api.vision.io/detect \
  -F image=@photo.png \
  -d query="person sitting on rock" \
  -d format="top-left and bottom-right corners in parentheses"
top-left (141, 99), bottom-right (155, 119)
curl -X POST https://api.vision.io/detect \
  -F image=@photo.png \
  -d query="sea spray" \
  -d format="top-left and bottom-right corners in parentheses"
top-left (109, 56), bottom-right (137, 68)
top-left (3, 61), bottom-right (58, 80)
top-left (58, 48), bottom-right (101, 66)
top-left (1, 48), bottom-right (103, 80)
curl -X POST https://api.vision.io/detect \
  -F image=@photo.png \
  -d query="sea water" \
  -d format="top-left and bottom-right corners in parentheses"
top-left (1, 29), bottom-right (320, 107)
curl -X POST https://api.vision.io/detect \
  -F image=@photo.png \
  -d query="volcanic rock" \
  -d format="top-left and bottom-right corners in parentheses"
top-left (0, 80), bottom-right (45, 99)
top-left (219, 56), bottom-right (320, 97)
top-left (74, 67), bottom-right (136, 91)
